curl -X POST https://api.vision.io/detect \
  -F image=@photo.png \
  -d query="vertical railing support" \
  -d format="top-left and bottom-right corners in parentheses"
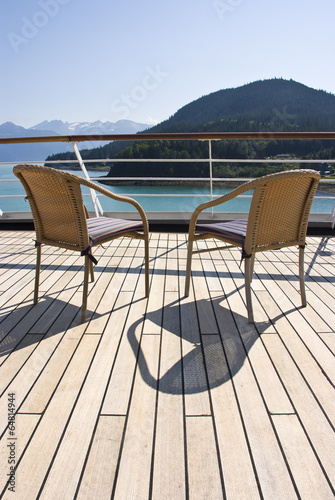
top-left (209, 139), bottom-right (214, 218)
top-left (331, 203), bottom-right (335, 229)
top-left (72, 141), bottom-right (103, 217)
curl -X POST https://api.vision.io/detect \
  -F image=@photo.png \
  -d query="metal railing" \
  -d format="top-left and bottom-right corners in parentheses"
top-left (1, 132), bottom-right (335, 227)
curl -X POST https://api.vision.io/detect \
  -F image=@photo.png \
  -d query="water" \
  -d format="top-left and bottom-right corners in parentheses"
top-left (1, 164), bottom-right (335, 215)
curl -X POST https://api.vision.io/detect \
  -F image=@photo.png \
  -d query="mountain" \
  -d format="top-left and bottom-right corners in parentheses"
top-left (146, 78), bottom-right (335, 133)
top-left (0, 121), bottom-right (70, 162)
top-left (0, 121), bottom-right (57, 139)
top-left (99, 78), bottom-right (335, 178)
top-left (0, 119), bottom-right (149, 162)
top-left (29, 119), bottom-right (149, 136)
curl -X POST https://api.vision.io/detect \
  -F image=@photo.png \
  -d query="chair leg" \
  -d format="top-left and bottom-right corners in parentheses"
top-left (250, 253), bottom-right (255, 283)
top-left (81, 255), bottom-right (90, 322)
top-left (34, 243), bottom-right (42, 304)
top-left (245, 256), bottom-right (254, 323)
top-left (144, 237), bottom-right (150, 297)
top-left (184, 237), bottom-right (194, 297)
top-left (299, 246), bottom-right (307, 307)
top-left (89, 256), bottom-right (95, 282)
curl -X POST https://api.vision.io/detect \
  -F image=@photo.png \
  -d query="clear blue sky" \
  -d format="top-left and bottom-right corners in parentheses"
top-left (1, 0), bottom-right (335, 128)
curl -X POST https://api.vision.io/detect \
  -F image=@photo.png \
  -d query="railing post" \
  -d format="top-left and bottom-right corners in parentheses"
top-left (71, 141), bottom-right (103, 217)
top-left (209, 139), bottom-right (214, 218)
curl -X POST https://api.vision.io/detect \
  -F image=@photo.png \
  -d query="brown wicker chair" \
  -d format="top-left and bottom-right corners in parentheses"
top-left (14, 164), bottom-right (150, 322)
top-left (184, 169), bottom-right (321, 322)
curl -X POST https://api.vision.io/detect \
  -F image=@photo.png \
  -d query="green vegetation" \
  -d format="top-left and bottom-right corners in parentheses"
top-left (106, 138), bottom-right (335, 178)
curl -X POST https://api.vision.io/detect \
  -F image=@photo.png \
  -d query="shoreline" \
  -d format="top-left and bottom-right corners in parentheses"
top-left (97, 177), bottom-right (335, 192)
top-left (98, 178), bottom-right (243, 188)
top-left (54, 167), bottom-right (335, 192)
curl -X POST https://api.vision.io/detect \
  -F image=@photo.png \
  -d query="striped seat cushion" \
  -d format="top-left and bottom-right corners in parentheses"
top-left (87, 217), bottom-right (143, 244)
top-left (195, 219), bottom-right (248, 244)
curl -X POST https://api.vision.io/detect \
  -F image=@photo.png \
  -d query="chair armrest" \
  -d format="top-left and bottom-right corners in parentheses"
top-left (77, 177), bottom-right (149, 231)
top-left (188, 179), bottom-right (256, 234)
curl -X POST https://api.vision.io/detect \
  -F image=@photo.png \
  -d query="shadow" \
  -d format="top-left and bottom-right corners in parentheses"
top-left (306, 236), bottom-right (335, 275)
top-left (0, 263), bottom-right (144, 274)
top-left (150, 242), bottom-right (187, 262)
top-left (127, 296), bottom-right (260, 395)
top-left (2, 254), bottom-right (335, 282)
top-left (0, 297), bottom-right (83, 358)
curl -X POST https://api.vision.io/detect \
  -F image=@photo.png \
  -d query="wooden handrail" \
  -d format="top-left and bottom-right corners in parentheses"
top-left (1, 131), bottom-right (335, 145)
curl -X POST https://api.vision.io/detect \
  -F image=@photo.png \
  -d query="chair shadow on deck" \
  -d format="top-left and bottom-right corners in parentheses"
top-left (0, 297), bottom-right (83, 358)
top-left (126, 295), bottom-right (263, 395)
top-left (0, 259), bottom-right (144, 358)
top-left (306, 235), bottom-right (335, 275)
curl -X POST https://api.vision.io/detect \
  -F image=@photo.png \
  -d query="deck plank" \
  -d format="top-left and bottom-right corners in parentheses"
top-left (164, 234), bottom-right (180, 292)
top-left (272, 414), bottom-right (334, 499)
top-left (180, 289), bottom-right (212, 417)
top-left (101, 287), bottom-right (147, 415)
top-left (77, 415), bottom-right (126, 500)
top-left (192, 245), bottom-right (219, 334)
top-left (143, 234), bottom-right (166, 335)
top-left (186, 415), bottom-right (224, 500)
top-left (113, 334), bottom-right (160, 500)
top-left (202, 334), bottom-right (261, 499)
top-left (263, 333), bottom-right (335, 486)
top-left (151, 291), bottom-right (186, 500)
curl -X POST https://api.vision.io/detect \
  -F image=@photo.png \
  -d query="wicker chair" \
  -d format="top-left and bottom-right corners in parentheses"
top-left (184, 169), bottom-right (321, 322)
top-left (14, 164), bottom-right (150, 322)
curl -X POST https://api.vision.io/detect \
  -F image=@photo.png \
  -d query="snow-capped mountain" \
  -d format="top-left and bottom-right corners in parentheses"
top-left (0, 119), bottom-right (149, 161)
top-left (29, 119), bottom-right (149, 136)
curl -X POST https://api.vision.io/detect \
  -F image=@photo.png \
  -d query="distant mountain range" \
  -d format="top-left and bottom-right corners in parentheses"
top-left (0, 119), bottom-right (149, 161)
top-left (29, 119), bottom-right (149, 136)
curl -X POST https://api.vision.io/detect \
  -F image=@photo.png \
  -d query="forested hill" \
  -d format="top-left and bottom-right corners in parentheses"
top-left (46, 79), bottom-right (335, 178)
top-left (145, 78), bottom-right (335, 133)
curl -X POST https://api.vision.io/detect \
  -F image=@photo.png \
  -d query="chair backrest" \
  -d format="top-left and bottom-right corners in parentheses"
top-left (13, 164), bottom-right (90, 252)
top-left (244, 169), bottom-right (320, 254)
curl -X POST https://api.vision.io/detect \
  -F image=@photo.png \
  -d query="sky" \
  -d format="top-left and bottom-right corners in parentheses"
top-left (1, 0), bottom-right (335, 129)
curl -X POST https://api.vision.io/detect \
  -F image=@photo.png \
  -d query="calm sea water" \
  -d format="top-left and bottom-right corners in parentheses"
top-left (1, 164), bottom-right (334, 215)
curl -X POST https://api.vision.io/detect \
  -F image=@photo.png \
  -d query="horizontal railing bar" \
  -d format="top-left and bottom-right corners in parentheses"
top-left (0, 195), bottom-right (27, 198)
top-left (2, 132), bottom-right (335, 145)
top-left (0, 176), bottom-right (248, 182)
top-left (2, 192), bottom-right (333, 200)
top-left (44, 158), bottom-right (335, 163)
top-left (2, 210), bottom-right (331, 218)
top-left (211, 159), bottom-right (335, 163)
top-left (0, 193), bottom-right (251, 199)
top-left (1, 177), bottom-right (334, 185)
top-left (2, 158), bottom-right (335, 166)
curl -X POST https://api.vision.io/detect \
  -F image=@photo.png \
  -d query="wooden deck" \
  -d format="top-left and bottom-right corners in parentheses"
top-left (0, 230), bottom-right (334, 499)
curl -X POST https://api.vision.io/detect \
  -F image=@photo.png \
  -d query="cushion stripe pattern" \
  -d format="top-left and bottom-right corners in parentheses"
top-left (196, 219), bottom-right (248, 243)
top-left (87, 217), bottom-right (143, 244)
